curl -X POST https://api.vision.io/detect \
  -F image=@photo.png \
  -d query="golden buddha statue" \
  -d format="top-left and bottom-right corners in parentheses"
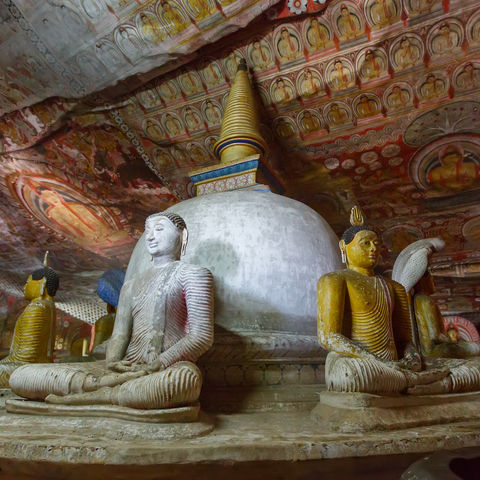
top-left (0, 252), bottom-right (59, 388)
top-left (90, 269), bottom-right (125, 358)
top-left (91, 304), bottom-right (115, 353)
top-left (317, 208), bottom-right (480, 395)
top-left (393, 238), bottom-right (480, 358)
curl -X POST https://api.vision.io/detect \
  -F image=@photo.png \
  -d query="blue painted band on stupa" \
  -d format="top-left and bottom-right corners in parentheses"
top-left (190, 158), bottom-right (259, 184)
top-left (214, 137), bottom-right (266, 159)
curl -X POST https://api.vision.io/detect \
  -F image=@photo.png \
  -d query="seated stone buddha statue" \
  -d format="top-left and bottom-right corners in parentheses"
top-left (10, 212), bottom-right (214, 410)
top-left (317, 207), bottom-right (480, 396)
top-left (0, 253), bottom-right (59, 388)
top-left (393, 238), bottom-right (480, 358)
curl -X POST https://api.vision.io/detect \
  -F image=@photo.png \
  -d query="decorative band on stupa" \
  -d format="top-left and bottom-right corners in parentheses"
top-left (213, 59), bottom-right (268, 164)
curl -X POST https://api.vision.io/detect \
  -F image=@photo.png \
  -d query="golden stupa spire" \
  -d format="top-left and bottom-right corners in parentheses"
top-left (214, 59), bottom-right (268, 164)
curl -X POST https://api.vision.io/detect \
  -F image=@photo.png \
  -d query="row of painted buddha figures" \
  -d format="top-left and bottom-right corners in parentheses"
top-left (1, 207), bottom-right (480, 415)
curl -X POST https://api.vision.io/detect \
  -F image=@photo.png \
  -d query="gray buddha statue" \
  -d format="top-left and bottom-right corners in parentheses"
top-left (10, 212), bottom-right (214, 411)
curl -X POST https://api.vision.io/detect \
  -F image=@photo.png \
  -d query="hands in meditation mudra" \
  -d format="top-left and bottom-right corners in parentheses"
top-left (317, 207), bottom-right (480, 396)
top-left (10, 212), bottom-right (214, 410)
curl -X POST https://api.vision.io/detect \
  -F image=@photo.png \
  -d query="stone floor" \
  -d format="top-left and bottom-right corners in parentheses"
top-left (0, 406), bottom-right (479, 479)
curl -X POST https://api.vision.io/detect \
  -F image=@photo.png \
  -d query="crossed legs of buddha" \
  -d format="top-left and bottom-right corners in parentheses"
top-left (325, 352), bottom-right (480, 395)
top-left (9, 361), bottom-right (202, 409)
top-left (0, 361), bottom-right (27, 388)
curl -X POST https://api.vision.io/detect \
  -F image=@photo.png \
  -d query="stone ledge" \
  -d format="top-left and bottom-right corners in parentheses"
top-left (6, 399), bottom-right (202, 424)
top-left (313, 391), bottom-right (480, 432)
top-left (0, 409), bottom-right (479, 470)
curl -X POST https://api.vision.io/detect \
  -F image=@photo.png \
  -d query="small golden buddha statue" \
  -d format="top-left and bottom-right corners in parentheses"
top-left (0, 252), bottom-right (59, 388)
top-left (317, 208), bottom-right (480, 395)
top-left (91, 304), bottom-right (115, 353)
top-left (392, 238), bottom-right (480, 358)
top-left (90, 269), bottom-right (125, 357)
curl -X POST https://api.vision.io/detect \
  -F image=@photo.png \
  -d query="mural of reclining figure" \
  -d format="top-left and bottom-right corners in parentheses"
top-left (393, 237), bottom-right (480, 359)
top-left (10, 212), bottom-right (214, 410)
top-left (317, 207), bottom-right (480, 396)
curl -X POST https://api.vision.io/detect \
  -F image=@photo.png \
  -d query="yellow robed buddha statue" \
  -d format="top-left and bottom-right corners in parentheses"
top-left (393, 238), bottom-right (480, 358)
top-left (317, 207), bottom-right (480, 396)
top-left (0, 252), bottom-right (59, 388)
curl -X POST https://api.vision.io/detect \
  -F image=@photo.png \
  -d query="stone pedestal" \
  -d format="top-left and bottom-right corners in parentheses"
top-left (313, 390), bottom-right (480, 432)
top-left (6, 399), bottom-right (204, 425)
top-left (0, 409), bottom-right (479, 479)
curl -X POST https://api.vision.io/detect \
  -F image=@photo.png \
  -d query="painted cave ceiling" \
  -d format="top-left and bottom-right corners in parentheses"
top-left (0, 0), bottom-right (480, 316)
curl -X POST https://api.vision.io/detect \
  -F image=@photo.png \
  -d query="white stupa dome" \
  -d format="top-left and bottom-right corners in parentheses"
top-left (126, 190), bottom-right (341, 345)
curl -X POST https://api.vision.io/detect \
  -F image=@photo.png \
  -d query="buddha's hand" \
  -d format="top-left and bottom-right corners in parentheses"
top-left (398, 351), bottom-right (422, 372)
top-left (145, 359), bottom-right (165, 374)
top-left (107, 360), bottom-right (146, 373)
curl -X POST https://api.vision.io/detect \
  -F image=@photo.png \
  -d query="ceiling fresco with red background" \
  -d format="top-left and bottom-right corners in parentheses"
top-left (0, 0), bottom-right (480, 317)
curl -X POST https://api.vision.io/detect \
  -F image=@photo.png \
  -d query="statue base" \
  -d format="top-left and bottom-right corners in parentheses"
top-left (6, 399), bottom-right (204, 425)
top-left (312, 390), bottom-right (480, 433)
top-left (0, 407), bottom-right (479, 479)
top-left (0, 389), bottom-right (19, 408)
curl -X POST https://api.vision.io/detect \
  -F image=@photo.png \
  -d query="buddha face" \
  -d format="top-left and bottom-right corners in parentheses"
top-left (40, 190), bottom-right (63, 207)
top-left (24, 275), bottom-right (46, 301)
top-left (145, 216), bottom-right (181, 257)
top-left (441, 147), bottom-right (462, 166)
top-left (440, 25), bottom-right (450, 36)
top-left (447, 327), bottom-right (459, 343)
top-left (345, 230), bottom-right (380, 269)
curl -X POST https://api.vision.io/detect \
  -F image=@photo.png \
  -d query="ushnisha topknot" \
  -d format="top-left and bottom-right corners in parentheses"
top-left (31, 251), bottom-right (59, 296)
top-left (145, 212), bottom-right (187, 231)
top-left (341, 206), bottom-right (377, 245)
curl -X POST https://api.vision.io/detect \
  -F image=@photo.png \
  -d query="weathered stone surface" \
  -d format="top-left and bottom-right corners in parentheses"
top-left (313, 391), bottom-right (480, 432)
top-left (6, 399), bottom-right (202, 424)
top-left (0, 409), bottom-right (479, 474)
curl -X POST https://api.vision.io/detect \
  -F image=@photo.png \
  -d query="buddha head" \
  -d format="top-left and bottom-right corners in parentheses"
top-left (439, 144), bottom-right (463, 167)
top-left (400, 37), bottom-right (410, 49)
top-left (145, 212), bottom-right (188, 260)
top-left (280, 28), bottom-right (289, 40)
top-left (24, 252), bottom-right (59, 301)
top-left (339, 207), bottom-right (379, 269)
top-left (447, 325), bottom-right (459, 343)
top-left (439, 23), bottom-right (450, 36)
top-left (39, 188), bottom-right (63, 207)
top-left (340, 5), bottom-right (349, 17)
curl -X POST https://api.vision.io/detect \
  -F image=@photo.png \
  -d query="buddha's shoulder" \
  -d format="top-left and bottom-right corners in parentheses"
top-left (382, 276), bottom-right (408, 294)
top-left (177, 261), bottom-right (213, 279)
top-left (23, 298), bottom-right (54, 313)
top-left (318, 269), bottom-right (350, 285)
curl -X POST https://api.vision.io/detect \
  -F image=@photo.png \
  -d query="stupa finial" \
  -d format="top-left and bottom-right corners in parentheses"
top-left (214, 59), bottom-right (268, 164)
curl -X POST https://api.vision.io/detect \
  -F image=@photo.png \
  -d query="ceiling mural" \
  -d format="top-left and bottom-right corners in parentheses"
top-left (0, 0), bottom-right (480, 317)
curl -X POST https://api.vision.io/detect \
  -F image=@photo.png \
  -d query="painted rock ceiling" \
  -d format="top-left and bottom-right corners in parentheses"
top-left (0, 0), bottom-right (480, 316)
